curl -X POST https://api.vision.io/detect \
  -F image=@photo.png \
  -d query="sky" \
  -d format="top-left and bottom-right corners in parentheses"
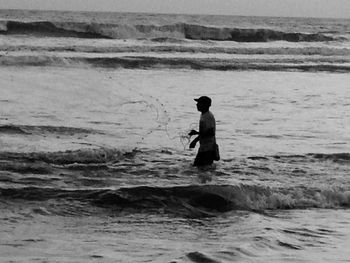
top-left (0, 0), bottom-right (349, 18)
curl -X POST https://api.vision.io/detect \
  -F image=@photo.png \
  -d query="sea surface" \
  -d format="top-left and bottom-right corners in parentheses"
top-left (0, 9), bottom-right (349, 262)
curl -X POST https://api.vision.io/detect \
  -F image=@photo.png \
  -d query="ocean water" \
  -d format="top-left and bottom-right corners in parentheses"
top-left (0, 9), bottom-right (350, 263)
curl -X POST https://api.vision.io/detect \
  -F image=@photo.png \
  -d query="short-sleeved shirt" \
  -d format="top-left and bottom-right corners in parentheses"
top-left (198, 111), bottom-right (216, 152)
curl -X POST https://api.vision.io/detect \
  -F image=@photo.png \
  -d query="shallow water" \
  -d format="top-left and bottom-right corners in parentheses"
top-left (1, 207), bottom-right (349, 262)
top-left (2, 67), bottom-right (350, 156)
top-left (1, 67), bottom-right (350, 262)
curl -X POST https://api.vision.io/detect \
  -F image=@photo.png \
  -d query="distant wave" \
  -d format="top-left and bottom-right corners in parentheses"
top-left (0, 20), bottom-right (337, 42)
top-left (0, 124), bottom-right (99, 136)
top-left (0, 148), bottom-right (124, 165)
top-left (308, 153), bottom-right (350, 163)
top-left (0, 184), bottom-right (349, 217)
top-left (0, 125), bottom-right (30, 135)
top-left (0, 21), bottom-right (110, 39)
top-left (1, 55), bottom-right (349, 72)
top-left (2, 45), bottom-right (349, 56)
top-left (250, 153), bottom-right (350, 164)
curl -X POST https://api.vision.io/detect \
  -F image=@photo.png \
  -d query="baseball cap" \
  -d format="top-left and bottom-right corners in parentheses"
top-left (194, 96), bottom-right (211, 107)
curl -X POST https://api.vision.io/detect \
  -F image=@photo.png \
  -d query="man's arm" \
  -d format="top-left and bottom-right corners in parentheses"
top-left (188, 128), bottom-right (215, 137)
top-left (189, 136), bottom-right (199, 148)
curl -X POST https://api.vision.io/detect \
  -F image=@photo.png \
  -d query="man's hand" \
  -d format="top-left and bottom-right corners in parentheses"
top-left (189, 140), bottom-right (197, 149)
top-left (188, 130), bottom-right (198, 136)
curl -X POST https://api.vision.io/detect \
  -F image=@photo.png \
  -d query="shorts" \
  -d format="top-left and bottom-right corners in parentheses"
top-left (193, 150), bottom-right (215, 167)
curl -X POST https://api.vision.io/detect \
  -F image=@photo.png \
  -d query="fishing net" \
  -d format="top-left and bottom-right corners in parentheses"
top-left (118, 98), bottom-right (197, 149)
top-left (108, 75), bottom-right (198, 150)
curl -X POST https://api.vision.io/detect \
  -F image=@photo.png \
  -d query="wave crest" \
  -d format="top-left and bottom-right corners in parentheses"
top-left (2, 45), bottom-right (349, 56)
top-left (0, 148), bottom-right (123, 165)
top-left (1, 185), bottom-right (349, 217)
top-left (0, 20), bottom-right (337, 42)
top-left (2, 21), bottom-right (111, 39)
top-left (0, 124), bottom-right (98, 136)
top-left (1, 55), bottom-right (349, 73)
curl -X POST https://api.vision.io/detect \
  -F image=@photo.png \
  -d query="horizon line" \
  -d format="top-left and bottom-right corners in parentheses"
top-left (0, 8), bottom-right (349, 20)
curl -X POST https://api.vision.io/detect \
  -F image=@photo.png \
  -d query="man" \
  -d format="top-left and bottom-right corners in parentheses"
top-left (189, 96), bottom-right (219, 166)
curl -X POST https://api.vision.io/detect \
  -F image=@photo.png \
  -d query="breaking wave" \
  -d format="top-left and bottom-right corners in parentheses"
top-left (2, 45), bottom-right (349, 57)
top-left (0, 20), bottom-right (337, 42)
top-left (0, 184), bottom-right (349, 217)
top-left (0, 21), bottom-right (110, 39)
top-left (0, 149), bottom-right (349, 216)
top-left (1, 55), bottom-right (349, 72)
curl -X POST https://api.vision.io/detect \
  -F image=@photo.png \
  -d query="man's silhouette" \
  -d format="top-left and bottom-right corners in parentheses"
top-left (189, 96), bottom-right (219, 166)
